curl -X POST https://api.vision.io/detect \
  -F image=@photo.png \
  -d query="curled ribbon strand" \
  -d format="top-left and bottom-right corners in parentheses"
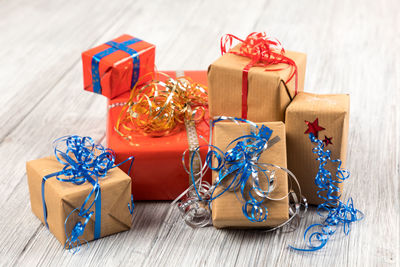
top-left (173, 116), bottom-right (307, 230)
top-left (115, 72), bottom-right (208, 138)
top-left (289, 133), bottom-right (364, 252)
top-left (41, 135), bottom-right (134, 253)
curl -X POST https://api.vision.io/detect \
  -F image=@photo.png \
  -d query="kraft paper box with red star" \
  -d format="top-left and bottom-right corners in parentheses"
top-left (285, 92), bottom-right (350, 205)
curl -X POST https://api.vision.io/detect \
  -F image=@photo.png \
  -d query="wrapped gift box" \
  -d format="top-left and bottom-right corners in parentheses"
top-left (26, 156), bottom-right (132, 245)
top-left (208, 47), bottom-right (306, 122)
top-left (82, 34), bottom-right (155, 99)
top-left (285, 92), bottom-right (350, 205)
top-left (211, 121), bottom-right (289, 228)
top-left (107, 71), bottom-right (211, 200)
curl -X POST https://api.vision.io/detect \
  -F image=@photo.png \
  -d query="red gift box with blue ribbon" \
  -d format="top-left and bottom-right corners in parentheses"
top-left (82, 34), bottom-right (155, 99)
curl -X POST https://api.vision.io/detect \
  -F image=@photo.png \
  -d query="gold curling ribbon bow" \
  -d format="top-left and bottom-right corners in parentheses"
top-left (115, 72), bottom-right (208, 141)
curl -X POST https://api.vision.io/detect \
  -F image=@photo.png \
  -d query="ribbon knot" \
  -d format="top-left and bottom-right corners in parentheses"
top-left (222, 32), bottom-right (285, 65)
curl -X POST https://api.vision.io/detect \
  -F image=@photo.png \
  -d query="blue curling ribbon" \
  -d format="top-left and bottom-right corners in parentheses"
top-left (41, 135), bottom-right (134, 253)
top-left (174, 116), bottom-right (306, 226)
top-left (289, 133), bottom-right (364, 252)
top-left (91, 38), bottom-right (141, 94)
top-left (128, 195), bottom-right (135, 215)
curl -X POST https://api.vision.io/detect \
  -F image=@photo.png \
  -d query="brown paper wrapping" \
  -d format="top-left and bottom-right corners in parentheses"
top-left (285, 92), bottom-right (350, 205)
top-left (26, 156), bottom-right (132, 245)
top-left (211, 121), bottom-right (289, 228)
top-left (208, 48), bottom-right (307, 122)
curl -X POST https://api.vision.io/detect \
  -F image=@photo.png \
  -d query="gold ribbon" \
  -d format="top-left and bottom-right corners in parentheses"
top-left (115, 72), bottom-right (208, 140)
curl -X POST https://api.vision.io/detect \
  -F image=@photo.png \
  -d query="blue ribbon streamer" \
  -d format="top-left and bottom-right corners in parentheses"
top-left (289, 133), bottom-right (364, 251)
top-left (91, 38), bottom-right (141, 94)
top-left (41, 135), bottom-right (134, 253)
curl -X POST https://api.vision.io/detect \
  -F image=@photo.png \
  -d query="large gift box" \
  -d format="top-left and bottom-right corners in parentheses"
top-left (208, 38), bottom-right (306, 122)
top-left (26, 156), bottom-right (132, 245)
top-left (82, 34), bottom-right (155, 99)
top-left (211, 121), bottom-right (289, 228)
top-left (107, 70), bottom-right (211, 200)
top-left (285, 92), bottom-right (350, 205)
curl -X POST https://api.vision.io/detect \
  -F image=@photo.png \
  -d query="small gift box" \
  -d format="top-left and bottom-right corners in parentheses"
top-left (285, 92), bottom-right (350, 205)
top-left (107, 71), bottom-right (211, 200)
top-left (82, 34), bottom-right (155, 99)
top-left (26, 137), bottom-right (133, 248)
top-left (211, 121), bottom-right (289, 228)
top-left (208, 32), bottom-right (306, 122)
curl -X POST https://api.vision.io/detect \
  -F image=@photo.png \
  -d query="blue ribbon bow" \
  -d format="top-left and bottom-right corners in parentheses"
top-left (41, 135), bottom-right (134, 252)
top-left (91, 37), bottom-right (141, 94)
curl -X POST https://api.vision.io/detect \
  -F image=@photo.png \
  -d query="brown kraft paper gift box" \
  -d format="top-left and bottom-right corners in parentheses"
top-left (26, 156), bottom-right (132, 245)
top-left (211, 121), bottom-right (289, 228)
top-left (285, 92), bottom-right (350, 205)
top-left (208, 47), bottom-right (307, 122)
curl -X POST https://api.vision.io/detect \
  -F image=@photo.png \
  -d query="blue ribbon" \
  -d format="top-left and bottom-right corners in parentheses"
top-left (91, 38), bottom-right (141, 94)
top-left (128, 195), bottom-right (135, 215)
top-left (41, 135), bottom-right (134, 252)
top-left (289, 133), bottom-right (363, 251)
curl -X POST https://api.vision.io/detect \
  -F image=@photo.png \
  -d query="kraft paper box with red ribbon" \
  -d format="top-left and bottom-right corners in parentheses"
top-left (82, 34), bottom-right (155, 99)
top-left (211, 121), bottom-right (289, 228)
top-left (26, 156), bottom-right (133, 247)
top-left (208, 33), bottom-right (307, 122)
top-left (285, 92), bottom-right (350, 205)
top-left (107, 70), bottom-right (212, 200)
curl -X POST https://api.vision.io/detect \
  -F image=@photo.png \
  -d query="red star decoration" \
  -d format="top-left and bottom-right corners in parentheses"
top-left (323, 135), bottom-right (333, 146)
top-left (304, 118), bottom-right (325, 138)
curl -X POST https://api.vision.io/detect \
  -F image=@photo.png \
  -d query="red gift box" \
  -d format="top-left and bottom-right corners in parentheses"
top-left (106, 70), bottom-right (211, 200)
top-left (82, 34), bottom-right (155, 99)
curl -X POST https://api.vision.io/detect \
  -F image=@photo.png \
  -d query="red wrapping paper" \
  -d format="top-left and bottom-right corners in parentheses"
top-left (106, 71), bottom-right (211, 200)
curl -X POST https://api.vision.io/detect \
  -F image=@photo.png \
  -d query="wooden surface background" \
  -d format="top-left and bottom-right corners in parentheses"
top-left (0, 0), bottom-right (399, 266)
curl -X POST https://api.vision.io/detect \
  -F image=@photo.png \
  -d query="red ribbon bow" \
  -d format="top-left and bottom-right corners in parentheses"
top-left (221, 32), bottom-right (298, 119)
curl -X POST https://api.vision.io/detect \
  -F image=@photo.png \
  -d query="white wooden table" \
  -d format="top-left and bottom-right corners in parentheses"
top-left (0, 0), bottom-right (399, 266)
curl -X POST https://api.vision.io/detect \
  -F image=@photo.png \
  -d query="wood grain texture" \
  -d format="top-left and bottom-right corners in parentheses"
top-left (0, 0), bottom-right (398, 266)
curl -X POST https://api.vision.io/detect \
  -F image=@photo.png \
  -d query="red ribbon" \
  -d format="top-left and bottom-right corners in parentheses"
top-left (221, 32), bottom-right (298, 119)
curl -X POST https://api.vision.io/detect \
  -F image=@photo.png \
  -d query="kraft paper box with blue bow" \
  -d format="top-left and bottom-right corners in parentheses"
top-left (211, 121), bottom-right (289, 228)
top-left (26, 156), bottom-right (132, 248)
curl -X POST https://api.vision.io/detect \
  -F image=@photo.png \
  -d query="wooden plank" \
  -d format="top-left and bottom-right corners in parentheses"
top-left (0, 0), bottom-right (135, 140)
